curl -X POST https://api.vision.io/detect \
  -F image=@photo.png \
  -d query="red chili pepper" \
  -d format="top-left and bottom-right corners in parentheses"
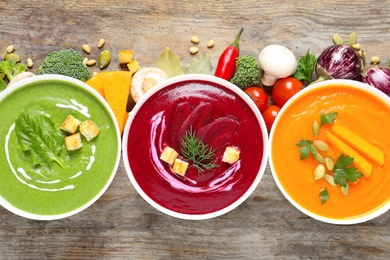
top-left (214, 27), bottom-right (244, 81)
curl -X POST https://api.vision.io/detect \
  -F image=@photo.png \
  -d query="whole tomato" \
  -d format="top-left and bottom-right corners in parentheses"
top-left (272, 77), bottom-right (303, 107)
top-left (244, 86), bottom-right (269, 112)
top-left (262, 105), bottom-right (281, 131)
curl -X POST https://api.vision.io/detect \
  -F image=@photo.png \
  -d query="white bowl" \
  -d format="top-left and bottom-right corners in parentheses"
top-left (123, 74), bottom-right (268, 220)
top-left (0, 75), bottom-right (121, 220)
top-left (269, 79), bottom-right (390, 224)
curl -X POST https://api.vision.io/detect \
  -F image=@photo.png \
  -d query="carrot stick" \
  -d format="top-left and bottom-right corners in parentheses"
top-left (331, 124), bottom-right (384, 166)
top-left (326, 131), bottom-right (373, 178)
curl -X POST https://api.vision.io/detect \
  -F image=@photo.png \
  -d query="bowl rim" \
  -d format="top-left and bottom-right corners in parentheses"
top-left (122, 74), bottom-right (269, 220)
top-left (268, 79), bottom-right (390, 225)
top-left (0, 74), bottom-right (122, 220)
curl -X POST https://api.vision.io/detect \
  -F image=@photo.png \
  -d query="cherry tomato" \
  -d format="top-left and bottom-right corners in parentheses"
top-left (272, 77), bottom-right (303, 107)
top-left (244, 86), bottom-right (269, 112)
top-left (262, 105), bottom-right (281, 131)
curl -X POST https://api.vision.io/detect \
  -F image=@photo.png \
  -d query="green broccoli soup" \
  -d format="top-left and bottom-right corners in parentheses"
top-left (0, 77), bottom-right (120, 218)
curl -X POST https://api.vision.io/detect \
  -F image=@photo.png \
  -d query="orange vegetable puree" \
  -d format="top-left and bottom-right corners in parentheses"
top-left (271, 84), bottom-right (390, 220)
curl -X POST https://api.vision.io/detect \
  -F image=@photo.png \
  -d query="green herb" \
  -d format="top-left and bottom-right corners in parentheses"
top-left (180, 128), bottom-right (218, 174)
top-left (296, 139), bottom-right (317, 160)
top-left (319, 188), bottom-right (329, 204)
top-left (294, 49), bottom-right (317, 84)
top-left (185, 53), bottom-right (212, 75)
top-left (320, 112), bottom-right (338, 125)
top-left (157, 47), bottom-right (184, 77)
top-left (333, 154), bottom-right (363, 187)
top-left (15, 108), bottom-right (67, 172)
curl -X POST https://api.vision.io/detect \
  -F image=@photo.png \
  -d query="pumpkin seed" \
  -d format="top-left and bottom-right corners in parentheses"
top-left (370, 56), bottom-right (381, 64)
top-left (313, 152), bottom-right (325, 163)
top-left (332, 34), bottom-right (344, 45)
top-left (323, 174), bottom-right (336, 186)
top-left (348, 32), bottom-right (358, 46)
top-left (82, 44), bottom-right (91, 54)
top-left (314, 164), bottom-right (325, 180)
top-left (341, 183), bottom-right (349, 196)
top-left (313, 120), bottom-right (320, 137)
top-left (324, 157), bottom-right (334, 171)
top-left (313, 140), bottom-right (330, 152)
top-left (97, 38), bottom-right (105, 48)
top-left (98, 50), bottom-right (111, 69)
top-left (4, 53), bottom-right (21, 62)
top-left (6, 45), bottom-right (15, 53)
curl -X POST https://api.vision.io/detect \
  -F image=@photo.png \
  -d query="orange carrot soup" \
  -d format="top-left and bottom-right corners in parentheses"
top-left (270, 81), bottom-right (390, 223)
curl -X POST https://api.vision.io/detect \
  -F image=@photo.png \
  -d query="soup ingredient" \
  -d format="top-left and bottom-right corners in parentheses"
top-left (262, 105), bottom-right (280, 131)
top-left (313, 120), bottom-right (320, 137)
top-left (119, 50), bottom-right (134, 64)
top-left (333, 154), bottom-right (363, 187)
top-left (4, 53), bottom-right (21, 62)
top-left (326, 131), bottom-right (372, 178)
top-left (38, 48), bottom-right (92, 82)
top-left (80, 120), bottom-right (100, 142)
top-left (185, 53), bottom-right (212, 75)
top-left (172, 158), bottom-right (189, 176)
top-left (258, 44), bottom-right (297, 86)
top-left (14, 108), bottom-right (67, 171)
top-left (272, 77), bottom-right (303, 107)
top-left (189, 47), bottom-right (199, 55)
top-left (6, 45), bottom-right (15, 53)
top-left (7, 72), bottom-right (35, 87)
top-left (97, 38), bottom-right (105, 48)
top-left (157, 47), bottom-right (184, 78)
top-left (320, 111), bottom-right (337, 125)
top-left (244, 86), bottom-right (268, 112)
top-left (314, 164), bottom-right (325, 180)
top-left (325, 157), bottom-right (334, 171)
top-left (296, 139), bottom-right (317, 160)
top-left (315, 44), bottom-right (361, 82)
top-left (222, 146), bottom-right (240, 164)
top-left (362, 66), bottom-right (390, 96)
top-left (313, 140), bottom-right (329, 152)
top-left (319, 188), bottom-right (329, 204)
top-left (160, 146), bottom-right (179, 165)
top-left (214, 27), bottom-right (243, 81)
top-left (82, 44), bottom-right (91, 54)
top-left (190, 36), bottom-right (200, 44)
top-left (127, 60), bottom-right (141, 74)
top-left (85, 71), bottom-right (108, 98)
top-left (27, 58), bottom-right (34, 68)
top-left (230, 54), bottom-right (260, 90)
top-left (207, 39), bottom-right (215, 48)
top-left (65, 133), bottom-right (83, 151)
top-left (331, 124), bottom-right (385, 166)
top-left (86, 59), bottom-right (96, 66)
top-left (293, 49), bottom-right (317, 84)
top-left (131, 67), bottom-right (168, 103)
top-left (98, 50), bottom-right (111, 69)
top-left (0, 59), bottom-right (27, 83)
top-left (180, 128), bottom-right (218, 174)
top-left (60, 115), bottom-right (81, 134)
top-left (102, 71), bottom-right (132, 134)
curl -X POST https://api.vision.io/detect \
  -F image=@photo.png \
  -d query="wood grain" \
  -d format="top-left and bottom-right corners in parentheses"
top-left (1, 0), bottom-right (390, 258)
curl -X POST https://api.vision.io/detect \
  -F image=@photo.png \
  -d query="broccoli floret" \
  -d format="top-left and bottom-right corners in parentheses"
top-left (39, 48), bottom-right (91, 82)
top-left (0, 60), bottom-right (27, 82)
top-left (231, 55), bottom-right (260, 90)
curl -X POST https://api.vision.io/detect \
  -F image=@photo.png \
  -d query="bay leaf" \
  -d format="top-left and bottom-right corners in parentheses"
top-left (156, 47), bottom-right (183, 77)
top-left (184, 53), bottom-right (212, 75)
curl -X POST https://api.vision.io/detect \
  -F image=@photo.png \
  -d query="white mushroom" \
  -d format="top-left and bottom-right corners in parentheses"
top-left (258, 44), bottom-right (297, 86)
top-left (130, 67), bottom-right (169, 103)
top-left (7, 72), bottom-right (35, 87)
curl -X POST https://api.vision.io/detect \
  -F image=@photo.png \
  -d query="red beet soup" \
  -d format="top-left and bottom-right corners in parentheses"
top-left (126, 79), bottom-right (264, 215)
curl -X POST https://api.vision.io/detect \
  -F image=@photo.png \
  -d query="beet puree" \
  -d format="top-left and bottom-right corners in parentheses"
top-left (126, 80), bottom-right (264, 215)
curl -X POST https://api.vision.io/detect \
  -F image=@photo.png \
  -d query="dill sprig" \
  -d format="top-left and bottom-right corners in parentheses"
top-left (180, 127), bottom-right (218, 174)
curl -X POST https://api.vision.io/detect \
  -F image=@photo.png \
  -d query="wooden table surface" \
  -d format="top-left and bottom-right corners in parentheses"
top-left (1, 0), bottom-right (390, 258)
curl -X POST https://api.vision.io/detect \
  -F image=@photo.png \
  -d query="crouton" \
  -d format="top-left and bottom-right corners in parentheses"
top-left (160, 146), bottom-right (179, 165)
top-left (79, 120), bottom-right (100, 142)
top-left (60, 115), bottom-right (81, 134)
top-left (65, 133), bottom-right (83, 151)
top-left (172, 158), bottom-right (189, 176)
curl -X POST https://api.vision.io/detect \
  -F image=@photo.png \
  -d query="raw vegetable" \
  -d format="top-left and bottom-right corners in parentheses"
top-left (0, 59), bottom-right (27, 86)
top-left (180, 127), bottom-right (218, 174)
top-left (130, 67), bottom-right (168, 103)
top-left (157, 47), bottom-right (183, 77)
top-left (101, 71), bottom-right (132, 134)
top-left (326, 131), bottom-right (373, 178)
top-left (184, 53), bottom-right (212, 75)
top-left (230, 54), bottom-right (260, 89)
top-left (319, 188), bottom-right (329, 204)
top-left (262, 105), bottom-right (280, 131)
top-left (244, 86), bottom-right (268, 112)
top-left (296, 140), bottom-right (317, 160)
top-left (331, 124), bottom-right (384, 166)
top-left (85, 71), bottom-right (109, 98)
top-left (272, 77), bottom-right (303, 107)
top-left (258, 44), bottom-right (297, 86)
top-left (314, 44), bottom-right (362, 83)
top-left (333, 154), bottom-right (364, 187)
top-left (38, 48), bottom-right (92, 82)
top-left (320, 111), bottom-right (338, 125)
top-left (362, 66), bottom-right (390, 96)
top-left (15, 108), bottom-right (67, 173)
top-left (8, 72), bottom-right (35, 86)
top-left (294, 49), bottom-right (317, 84)
top-left (214, 27), bottom-right (243, 81)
